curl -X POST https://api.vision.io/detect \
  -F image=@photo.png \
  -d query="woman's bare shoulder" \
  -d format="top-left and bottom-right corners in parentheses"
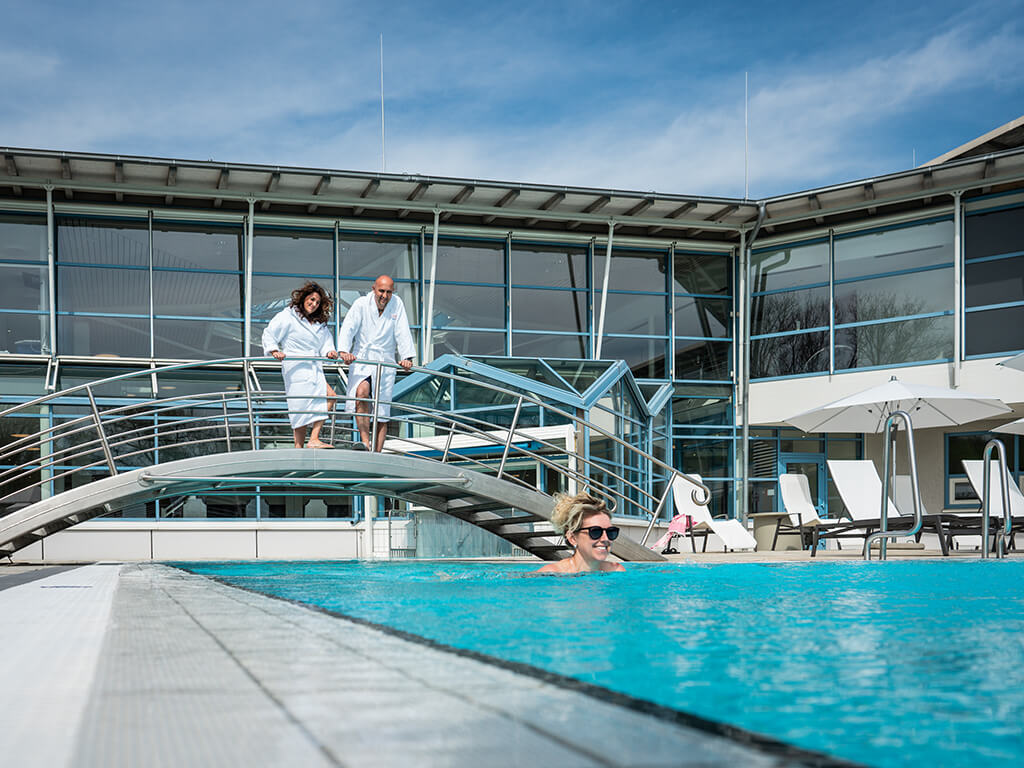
top-left (536, 560), bottom-right (573, 574)
top-left (602, 561), bottom-right (626, 572)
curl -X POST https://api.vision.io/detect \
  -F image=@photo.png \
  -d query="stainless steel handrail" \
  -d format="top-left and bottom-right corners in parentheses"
top-left (981, 439), bottom-right (1012, 559)
top-left (0, 356), bottom-right (710, 528)
top-left (864, 410), bottom-right (922, 561)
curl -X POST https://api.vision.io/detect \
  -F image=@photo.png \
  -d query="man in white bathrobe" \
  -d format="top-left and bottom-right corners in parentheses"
top-left (338, 275), bottom-right (415, 451)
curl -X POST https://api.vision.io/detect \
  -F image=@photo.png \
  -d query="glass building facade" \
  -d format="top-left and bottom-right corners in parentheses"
top-left (2, 147), bottom-right (1024, 531)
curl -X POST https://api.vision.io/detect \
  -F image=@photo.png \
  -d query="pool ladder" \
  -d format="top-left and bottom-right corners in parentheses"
top-left (864, 411), bottom-right (922, 561)
top-left (980, 439), bottom-right (1013, 559)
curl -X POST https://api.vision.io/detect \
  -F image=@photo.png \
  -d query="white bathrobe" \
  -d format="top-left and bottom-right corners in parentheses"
top-left (338, 291), bottom-right (415, 421)
top-left (261, 307), bottom-right (337, 429)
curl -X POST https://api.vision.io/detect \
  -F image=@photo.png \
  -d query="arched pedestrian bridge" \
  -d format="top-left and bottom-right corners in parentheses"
top-left (0, 357), bottom-right (710, 562)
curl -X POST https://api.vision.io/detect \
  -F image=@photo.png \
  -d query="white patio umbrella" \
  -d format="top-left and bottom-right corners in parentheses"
top-left (993, 417), bottom-right (1024, 436)
top-left (998, 351), bottom-right (1024, 372)
top-left (786, 376), bottom-right (1011, 434)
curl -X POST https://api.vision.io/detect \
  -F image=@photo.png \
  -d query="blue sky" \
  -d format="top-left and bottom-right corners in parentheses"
top-left (2, 0), bottom-right (1023, 198)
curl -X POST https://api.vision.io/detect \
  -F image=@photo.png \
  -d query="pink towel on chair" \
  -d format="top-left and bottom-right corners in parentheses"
top-left (650, 513), bottom-right (693, 550)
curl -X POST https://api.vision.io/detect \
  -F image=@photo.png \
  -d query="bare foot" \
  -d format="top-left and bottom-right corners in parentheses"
top-left (307, 440), bottom-right (334, 449)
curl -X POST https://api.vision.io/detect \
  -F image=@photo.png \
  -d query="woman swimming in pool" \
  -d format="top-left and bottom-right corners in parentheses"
top-left (537, 492), bottom-right (625, 573)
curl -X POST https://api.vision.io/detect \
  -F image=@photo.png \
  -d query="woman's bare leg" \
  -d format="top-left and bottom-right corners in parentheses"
top-left (293, 425), bottom-right (307, 448)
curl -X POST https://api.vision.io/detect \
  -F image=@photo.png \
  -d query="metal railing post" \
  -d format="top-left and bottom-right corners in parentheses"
top-left (864, 410), bottom-right (921, 560)
top-left (497, 397), bottom-right (523, 479)
top-left (85, 385), bottom-right (118, 477)
top-left (441, 420), bottom-right (455, 463)
top-left (221, 393), bottom-right (233, 451)
top-left (981, 439), bottom-right (1011, 559)
top-left (640, 471), bottom-right (679, 546)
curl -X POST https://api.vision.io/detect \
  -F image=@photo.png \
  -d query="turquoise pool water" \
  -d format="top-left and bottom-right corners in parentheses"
top-left (179, 560), bottom-right (1024, 767)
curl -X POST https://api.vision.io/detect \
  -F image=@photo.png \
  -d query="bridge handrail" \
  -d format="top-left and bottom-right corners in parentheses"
top-left (0, 356), bottom-right (710, 523)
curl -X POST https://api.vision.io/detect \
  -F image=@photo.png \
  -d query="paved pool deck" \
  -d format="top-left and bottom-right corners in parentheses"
top-left (0, 561), bottom-right (867, 768)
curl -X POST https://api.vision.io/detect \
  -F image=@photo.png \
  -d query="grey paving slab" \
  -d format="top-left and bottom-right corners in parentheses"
top-left (0, 563), bottom-right (121, 768)
top-left (7, 562), bottom-right (852, 767)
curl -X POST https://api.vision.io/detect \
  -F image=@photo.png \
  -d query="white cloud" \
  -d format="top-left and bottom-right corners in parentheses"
top-left (1, 10), bottom-right (1021, 200)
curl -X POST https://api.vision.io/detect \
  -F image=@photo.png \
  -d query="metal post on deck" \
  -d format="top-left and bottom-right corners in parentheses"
top-left (594, 220), bottom-right (615, 359)
top-left (423, 209), bottom-right (440, 363)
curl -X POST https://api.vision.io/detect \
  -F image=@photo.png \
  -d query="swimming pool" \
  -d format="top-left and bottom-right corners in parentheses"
top-left (178, 559), bottom-right (1024, 767)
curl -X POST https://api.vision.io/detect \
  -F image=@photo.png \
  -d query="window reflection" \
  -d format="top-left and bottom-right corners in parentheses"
top-left (601, 335), bottom-right (667, 379)
top-left (431, 329), bottom-right (505, 358)
top-left (834, 220), bottom-right (952, 280)
top-left (0, 215), bottom-right (48, 262)
top-left (58, 316), bottom-right (150, 358)
top-left (601, 293), bottom-right (667, 335)
top-left (595, 249), bottom-right (668, 292)
top-left (153, 223), bottom-right (242, 271)
top-left (674, 339), bottom-right (730, 380)
top-left (965, 255), bottom-right (1024, 308)
top-left (432, 284), bottom-right (504, 329)
top-left (511, 333), bottom-right (588, 359)
top-left (254, 228), bottom-right (333, 276)
top-left (836, 315), bottom-right (953, 369)
top-left (751, 287), bottom-right (828, 334)
top-left (835, 268), bottom-right (952, 323)
top-left (154, 271), bottom-right (242, 318)
top-left (752, 332), bottom-right (828, 378)
top-left (673, 251), bottom-right (731, 295)
top-left (434, 240), bottom-right (504, 283)
top-left (966, 206), bottom-right (1024, 261)
top-left (339, 234), bottom-right (417, 279)
top-left (512, 288), bottom-right (586, 333)
top-left (752, 241), bottom-right (828, 291)
top-left (153, 319), bottom-right (243, 359)
top-left (675, 296), bottom-right (730, 338)
top-left (510, 244), bottom-right (587, 289)
top-left (965, 306), bottom-right (1024, 356)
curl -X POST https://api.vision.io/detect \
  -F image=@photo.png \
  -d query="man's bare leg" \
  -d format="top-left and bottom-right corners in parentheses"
top-left (292, 425), bottom-right (307, 448)
top-left (308, 419), bottom-right (333, 448)
top-left (374, 420), bottom-right (388, 452)
top-left (354, 378), bottom-right (373, 450)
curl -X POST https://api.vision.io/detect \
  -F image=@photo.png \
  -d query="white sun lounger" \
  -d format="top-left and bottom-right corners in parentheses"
top-left (826, 460), bottom-right (959, 556)
top-left (672, 475), bottom-right (756, 552)
top-left (774, 473), bottom-right (834, 550)
top-left (961, 459), bottom-right (1024, 520)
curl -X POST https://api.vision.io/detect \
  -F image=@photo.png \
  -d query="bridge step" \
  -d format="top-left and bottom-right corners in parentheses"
top-left (476, 515), bottom-right (544, 529)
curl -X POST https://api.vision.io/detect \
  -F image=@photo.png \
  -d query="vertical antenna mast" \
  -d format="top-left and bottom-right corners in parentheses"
top-left (380, 33), bottom-right (386, 173)
top-left (744, 71), bottom-right (749, 200)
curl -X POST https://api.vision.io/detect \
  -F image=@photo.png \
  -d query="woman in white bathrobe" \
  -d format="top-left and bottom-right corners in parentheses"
top-left (261, 282), bottom-right (338, 449)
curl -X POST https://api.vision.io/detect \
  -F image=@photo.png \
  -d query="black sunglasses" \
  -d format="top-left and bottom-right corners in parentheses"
top-left (576, 525), bottom-right (620, 541)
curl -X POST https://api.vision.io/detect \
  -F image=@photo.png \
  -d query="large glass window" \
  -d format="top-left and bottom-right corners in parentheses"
top-left (153, 222), bottom-right (243, 360)
top-left (430, 239), bottom-right (506, 359)
top-left (57, 217), bottom-right (150, 358)
top-left (339, 234), bottom-right (417, 280)
top-left (597, 248), bottom-right (669, 379)
top-left (0, 214), bottom-right (49, 355)
top-left (965, 205), bottom-right (1024, 356)
top-left (751, 220), bottom-right (955, 379)
top-left (834, 220), bottom-right (952, 279)
top-left (674, 250), bottom-right (732, 384)
top-left (510, 244), bottom-right (589, 358)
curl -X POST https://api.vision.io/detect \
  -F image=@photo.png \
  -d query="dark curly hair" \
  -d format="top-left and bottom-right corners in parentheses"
top-left (290, 281), bottom-right (333, 324)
